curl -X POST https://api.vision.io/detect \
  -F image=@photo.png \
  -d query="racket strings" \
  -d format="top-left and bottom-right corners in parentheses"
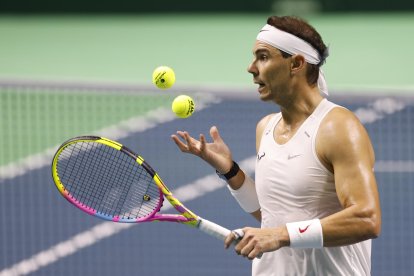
top-left (59, 143), bottom-right (115, 212)
top-left (57, 141), bottom-right (161, 220)
top-left (62, 143), bottom-right (100, 203)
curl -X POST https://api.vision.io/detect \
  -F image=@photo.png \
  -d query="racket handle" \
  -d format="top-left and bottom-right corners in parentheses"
top-left (198, 219), bottom-right (262, 258)
top-left (197, 218), bottom-right (232, 241)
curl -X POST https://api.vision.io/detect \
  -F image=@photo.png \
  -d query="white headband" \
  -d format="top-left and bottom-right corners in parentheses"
top-left (257, 24), bottom-right (329, 95)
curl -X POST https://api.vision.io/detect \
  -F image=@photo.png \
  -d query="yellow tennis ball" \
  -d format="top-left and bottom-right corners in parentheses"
top-left (172, 95), bottom-right (195, 118)
top-left (152, 66), bottom-right (175, 89)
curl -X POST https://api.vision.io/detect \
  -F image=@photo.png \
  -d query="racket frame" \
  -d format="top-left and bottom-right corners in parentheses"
top-left (52, 136), bottom-right (231, 241)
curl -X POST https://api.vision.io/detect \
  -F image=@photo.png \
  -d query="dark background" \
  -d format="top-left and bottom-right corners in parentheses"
top-left (1, 0), bottom-right (413, 13)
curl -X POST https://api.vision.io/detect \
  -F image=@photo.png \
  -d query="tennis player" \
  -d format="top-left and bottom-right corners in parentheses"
top-left (171, 15), bottom-right (381, 275)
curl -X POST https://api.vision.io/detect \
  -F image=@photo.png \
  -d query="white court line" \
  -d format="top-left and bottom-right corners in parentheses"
top-left (0, 96), bottom-right (406, 181)
top-left (0, 96), bottom-right (411, 275)
top-left (353, 97), bottom-right (406, 124)
top-left (0, 93), bottom-right (220, 181)
top-left (353, 97), bottom-right (414, 172)
top-left (0, 157), bottom-right (256, 276)
top-left (375, 160), bottom-right (414, 173)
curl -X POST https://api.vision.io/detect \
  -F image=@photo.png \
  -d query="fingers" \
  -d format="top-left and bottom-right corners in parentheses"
top-left (233, 228), bottom-right (248, 256)
top-left (210, 126), bottom-right (222, 143)
top-left (230, 228), bottom-right (263, 260)
top-left (224, 228), bottom-right (244, 249)
top-left (171, 131), bottom-right (198, 153)
top-left (247, 248), bottom-right (263, 260)
top-left (224, 231), bottom-right (237, 249)
top-left (171, 134), bottom-right (188, 152)
top-left (199, 133), bottom-right (206, 152)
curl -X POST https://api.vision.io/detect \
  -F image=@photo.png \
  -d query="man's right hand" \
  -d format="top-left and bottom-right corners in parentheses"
top-left (171, 126), bottom-right (233, 173)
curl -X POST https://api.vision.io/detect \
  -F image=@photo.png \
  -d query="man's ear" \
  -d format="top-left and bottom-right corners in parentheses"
top-left (290, 54), bottom-right (306, 73)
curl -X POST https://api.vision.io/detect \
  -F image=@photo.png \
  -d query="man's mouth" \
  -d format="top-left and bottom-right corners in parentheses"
top-left (254, 81), bottom-right (265, 92)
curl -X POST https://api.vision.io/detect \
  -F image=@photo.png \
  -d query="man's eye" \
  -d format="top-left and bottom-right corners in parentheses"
top-left (259, 55), bottom-right (268, 61)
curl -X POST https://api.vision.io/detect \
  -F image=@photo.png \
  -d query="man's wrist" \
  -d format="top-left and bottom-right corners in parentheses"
top-left (279, 226), bottom-right (291, 248)
top-left (227, 173), bottom-right (260, 213)
top-left (216, 161), bottom-right (240, 181)
top-left (286, 219), bottom-right (323, 248)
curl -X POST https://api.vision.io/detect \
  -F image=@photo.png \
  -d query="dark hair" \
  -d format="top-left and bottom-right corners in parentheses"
top-left (266, 16), bottom-right (328, 85)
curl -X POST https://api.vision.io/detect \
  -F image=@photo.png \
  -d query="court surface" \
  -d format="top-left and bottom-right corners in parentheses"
top-left (1, 93), bottom-right (413, 275)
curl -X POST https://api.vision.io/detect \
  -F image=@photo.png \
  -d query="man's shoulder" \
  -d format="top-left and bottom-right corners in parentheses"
top-left (322, 105), bottom-right (361, 131)
top-left (318, 105), bottom-right (370, 154)
top-left (257, 113), bottom-right (279, 131)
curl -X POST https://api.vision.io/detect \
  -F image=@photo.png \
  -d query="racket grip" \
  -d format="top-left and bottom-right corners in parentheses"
top-left (198, 219), bottom-right (262, 258)
top-left (198, 218), bottom-right (232, 241)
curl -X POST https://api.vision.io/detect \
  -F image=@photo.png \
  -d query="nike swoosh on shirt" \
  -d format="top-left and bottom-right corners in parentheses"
top-left (288, 154), bottom-right (302, 160)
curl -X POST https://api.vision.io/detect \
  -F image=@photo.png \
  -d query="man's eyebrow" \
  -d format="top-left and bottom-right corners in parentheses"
top-left (253, 48), bottom-right (270, 56)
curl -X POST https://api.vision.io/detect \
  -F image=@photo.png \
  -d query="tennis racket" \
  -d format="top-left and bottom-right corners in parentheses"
top-left (51, 135), bottom-right (238, 243)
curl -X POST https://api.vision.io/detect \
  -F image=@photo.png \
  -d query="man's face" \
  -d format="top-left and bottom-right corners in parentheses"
top-left (247, 41), bottom-right (291, 103)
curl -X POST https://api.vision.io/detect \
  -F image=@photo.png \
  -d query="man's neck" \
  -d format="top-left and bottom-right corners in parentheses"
top-left (279, 87), bottom-right (324, 126)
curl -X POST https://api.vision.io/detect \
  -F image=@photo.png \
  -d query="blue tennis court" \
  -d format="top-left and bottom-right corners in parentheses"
top-left (1, 92), bottom-right (413, 275)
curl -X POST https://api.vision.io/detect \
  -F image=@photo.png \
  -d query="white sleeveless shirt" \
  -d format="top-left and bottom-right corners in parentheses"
top-left (253, 99), bottom-right (371, 276)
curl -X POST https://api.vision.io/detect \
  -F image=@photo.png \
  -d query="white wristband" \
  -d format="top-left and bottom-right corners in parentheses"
top-left (286, 219), bottom-right (323, 248)
top-left (227, 173), bottom-right (260, 213)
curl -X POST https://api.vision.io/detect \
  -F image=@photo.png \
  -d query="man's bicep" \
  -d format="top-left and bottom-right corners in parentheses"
top-left (320, 110), bottom-right (377, 207)
top-left (331, 118), bottom-right (377, 208)
top-left (317, 109), bottom-right (381, 243)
